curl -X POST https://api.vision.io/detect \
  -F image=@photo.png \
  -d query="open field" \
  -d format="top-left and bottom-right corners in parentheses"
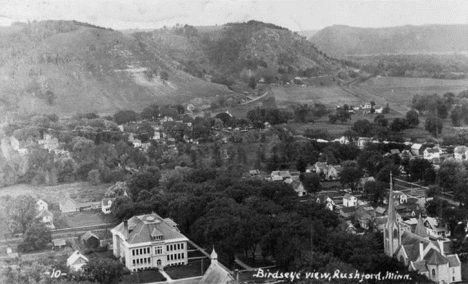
top-left (54, 210), bottom-right (109, 229)
top-left (272, 85), bottom-right (361, 107)
top-left (165, 261), bottom-right (208, 279)
top-left (359, 77), bottom-right (468, 107)
top-left (0, 182), bottom-right (111, 204)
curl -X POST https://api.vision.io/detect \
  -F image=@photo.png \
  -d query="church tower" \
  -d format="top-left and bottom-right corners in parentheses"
top-left (384, 172), bottom-right (401, 257)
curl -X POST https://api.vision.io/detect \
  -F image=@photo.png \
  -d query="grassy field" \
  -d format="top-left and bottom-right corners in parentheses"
top-left (54, 210), bottom-right (109, 229)
top-left (0, 182), bottom-right (111, 204)
top-left (272, 85), bottom-right (361, 107)
top-left (359, 77), bottom-right (468, 107)
top-left (165, 261), bottom-right (207, 279)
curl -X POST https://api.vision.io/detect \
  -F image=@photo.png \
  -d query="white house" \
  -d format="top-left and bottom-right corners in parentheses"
top-left (101, 198), bottom-right (115, 214)
top-left (424, 148), bottom-right (441, 161)
top-left (316, 194), bottom-right (335, 211)
top-left (59, 197), bottom-right (78, 213)
top-left (374, 105), bottom-right (383, 114)
top-left (35, 199), bottom-right (48, 212)
top-left (343, 194), bottom-right (357, 207)
top-left (67, 251), bottom-right (89, 271)
top-left (290, 180), bottom-right (307, 197)
top-left (357, 137), bottom-right (371, 149)
top-left (111, 213), bottom-right (189, 272)
top-left (453, 146), bottom-right (468, 160)
top-left (36, 209), bottom-right (54, 229)
top-left (424, 217), bottom-right (451, 239)
top-left (411, 144), bottom-right (424, 156)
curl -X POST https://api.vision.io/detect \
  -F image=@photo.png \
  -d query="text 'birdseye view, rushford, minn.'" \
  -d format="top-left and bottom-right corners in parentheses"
top-left (2, 1), bottom-right (468, 283)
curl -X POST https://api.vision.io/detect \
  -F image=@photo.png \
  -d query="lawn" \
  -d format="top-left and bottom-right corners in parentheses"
top-left (273, 85), bottom-right (361, 107)
top-left (122, 270), bottom-right (167, 284)
top-left (54, 210), bottom-right (108, 229)
top-left (164, 261), bottom-right (208, 280)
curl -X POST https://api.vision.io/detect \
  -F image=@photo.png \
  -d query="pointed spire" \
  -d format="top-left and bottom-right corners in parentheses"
top-left (387, 171), bottom-right (396, 224)
top-left (415, 214), bottom-right (428, 238)
top-left (211, 246), bottom-right (218, 263)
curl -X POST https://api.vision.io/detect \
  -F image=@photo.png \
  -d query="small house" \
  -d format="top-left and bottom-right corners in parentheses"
top-left (35, 199), bottom-right (48, 211)
top-left (67, 250), bottom-right (89, 271)
top-left (423, 147), bottom-right (441, 161)
top-left (59, 197), bottom-right (78, 213)
top-left (291, 180), bottom-right (307, 197)
top-left (343, 194), bottom-right (357, 207)
top-left (424, 217), bottom-right (451, 239)
top-left (359, 176), bottom-right (375, 189)
top-left (53, 239), bottom-right (67, 249)
top-left (339, 206), bottom-right (356, 220)
top-left (82, 231), bottom-right (100, 249)
top-left (249, 169), bottom-right (260, 177)
top-left (357, 137), bottom-right (371, 150)
top-left (316, 194), bottom-right (335, 211)
top-left (36, 209), bottom-right (54, 229)
top-left (101, 198), bottom-right (115, 214)
top-left (337, 220), bottom-right (357, 234)
top-left (411, 143), bottom-right (424, 156)
top-left (454, 146), bottom-right (468, 160)
top-left (355, 206), bottom-right (374, 229)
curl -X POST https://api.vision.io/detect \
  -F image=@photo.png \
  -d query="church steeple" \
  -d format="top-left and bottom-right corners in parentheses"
top-left (415, 214), bottom-right (429, 239)
top-left (384, 171), bottom-right (401, 257)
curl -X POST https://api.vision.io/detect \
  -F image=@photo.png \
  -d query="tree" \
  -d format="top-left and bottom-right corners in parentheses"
top-left (113, 110), bottom-right (137, 125)
top-left (83, 258), bottom-right (124, 284)
top-left (248, 77), bottom-right (256, 89)
top-left (408, 158), bottom-right (433, 183)
top-left (389, 118), bottom-right (408, 132)
top-left (363, 180), bottom-right (386, 204)
top-left (374, 114), bottom-right (388, 127)
top-left (451, 105), bottom-right (463, 127)
top-left (300, 173), bottom-right (321, 194)
top-left (352, 119), bottom-right (373, 136)
top-left (438, 159), bottom-right (466, 191)
top-left (405, 110), bottom-right (419, 127)
top-left (88, 169), bottom-right (101, 185)
top-left (425, 115), bottom-right (443, 137)
top-left (6, 195), bottom-right (36, 234)
top-left (160, 70), bottom-right (169, 81)
top-left (18, 223), bottom-right (52, 252)
top-left (339, 166), bottom-right (363, 191)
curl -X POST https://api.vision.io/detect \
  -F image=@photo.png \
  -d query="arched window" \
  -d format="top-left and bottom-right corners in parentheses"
top-left (393, 228), bottom-right (398, 238)
top-left (399, 256), bottom-right (405, 265)
top-left (432, 269), bottom-right (436, 279)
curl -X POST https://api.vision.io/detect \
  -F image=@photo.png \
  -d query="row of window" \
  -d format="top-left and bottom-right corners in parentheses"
top-left (155, 246), bottom-right (163, 255)
top-left (132, 247), bottom-right (150, 256)
top-left (132, 257), bottom-right (151, 266)
top-left (167, 253), bottom-right (185, 262)
top-left (167, 243), bottom-right (184, 252)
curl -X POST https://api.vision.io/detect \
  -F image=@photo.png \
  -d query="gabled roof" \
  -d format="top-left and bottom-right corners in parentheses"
top-left (198, 259), bottom-right (236, 284)
top-left (53, 239), bottom-right (67, 246)
top-left (102, 198), bottom-right (115, 207)
top-left (316, 194), bottom-right (331, 203)
top-left (424, 249), bottom-right (448, 265)
top-left (60, 196), bottom-right (77, 208)
top-left (412, 261), bottom-right (428, 272)
top-left (112, 213), bottom-right (188, 245)
top-left (343, 193), bottom-right (354, 200)
top-left (447, 255), bottom-right (461, 267)
top-left (36, 209), bottom-right (53, 219)
top-left (82, 231), bottom-right (99, 241)
top-left (67, 250), bottom-right (88, 266)
top-left (414, 215), bottom-right (428, 238)
top-left (411, 144), bottom-right (423, 150)
top-left (340, 207), bottom-right (356, 214)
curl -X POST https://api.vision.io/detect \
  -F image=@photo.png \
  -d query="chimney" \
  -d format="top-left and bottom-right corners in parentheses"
top-left (123, 219), bottom-right (128, 240)
top-left (235, 269), bottom-right (239, 282)
top-left (419, 241), bottom-right (424, 261)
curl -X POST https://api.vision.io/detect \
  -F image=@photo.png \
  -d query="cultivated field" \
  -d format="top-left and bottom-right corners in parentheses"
top-left (0, 182), bottom-right (111, 204)
top-left (272, 85), bottom-right (361, 107)
top-left (54, 210), bottom-right (109, 229)
top-left (359, 77), bottom-right (468, 107)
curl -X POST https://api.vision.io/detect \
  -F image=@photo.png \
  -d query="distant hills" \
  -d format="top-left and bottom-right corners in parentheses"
top-left (310, 24), bottom-right (468, 57)
top-left (0, 20), bottom-right (343, 115)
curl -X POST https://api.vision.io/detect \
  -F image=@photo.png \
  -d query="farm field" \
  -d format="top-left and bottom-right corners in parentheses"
top-left (0, 182), bottom-right (111, 204)
top-left (359, 77), bottom-right (468, 107)
top-left (272, 85), bottom-right (361, 107)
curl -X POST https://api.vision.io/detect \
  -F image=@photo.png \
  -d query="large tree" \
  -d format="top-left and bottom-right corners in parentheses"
top-left (6, 195), bottom-right (37, 234)
top-left (405, 110), bottom-right (420, 127)
top-left (425, 115), bottom-right (443, 137)
top-left (83, 258), bottom-right (124, 284)
top-left (18, 223), bottom-right (52, 252)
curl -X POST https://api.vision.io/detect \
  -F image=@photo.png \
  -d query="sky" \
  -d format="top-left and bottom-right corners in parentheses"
top-left (0, 0), bottom-right (468, 31)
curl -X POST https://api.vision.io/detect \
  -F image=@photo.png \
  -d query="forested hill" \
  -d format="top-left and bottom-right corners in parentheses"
top-left (310, 24), bottom-right (468, 56)
top-left (0, 20), bottom-right (344, 116)
top-left (0, 21), bottom-right (231, 115)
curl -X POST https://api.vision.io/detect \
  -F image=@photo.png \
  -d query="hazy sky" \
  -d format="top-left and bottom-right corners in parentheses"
top-left (1, 0), bottom-right (468, 31)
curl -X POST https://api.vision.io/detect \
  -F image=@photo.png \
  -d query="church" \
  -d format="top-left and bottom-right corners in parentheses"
top-left (384, 174), bottom-right (462, 283)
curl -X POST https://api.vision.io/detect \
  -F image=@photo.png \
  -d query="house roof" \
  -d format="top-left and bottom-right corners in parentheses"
top-left (36, 209), bottom-right (53, 219)
top-left (411, 144), bottom-right (423, 150)
top-left (67, 250), bottom-right (88, 266)
top-left (53, 239), bottom-right (67, 246)
top-left (102, 198), bottom-right (115, 207)
top-left (355, 207), bottom-right (373, 220)
top-left (375, 207), bottom-right (386, 215)
top-left (390, 149), bottom-right (401, 154)
top-left (198, 259), bottom-right (236, 284)
top-left (112, 213), bottom-right (188, 245)
top-left (425, 217), bottom-right (447, 232)
top-left (412, 261), bottom-right (428, 272)
top-left (60, 196), bottom-right (77, 208)
top-left (454, 146), bottom-right (468, 154)
top-left (424, 249), bottom-right (448, 265)
top-left (82, 231), bottom-right (99, 241)
top-left (340, 207), bottom-right (356, 214)
top-left (447, 255), bottom-right (461, 267)
top-left (415, 216), bottom-right (428, 238)
top-left (316, 194), bottom-right (330, 203)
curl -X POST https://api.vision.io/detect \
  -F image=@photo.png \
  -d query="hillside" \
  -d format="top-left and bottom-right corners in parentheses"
top-left (310, 24), bottom-right (468, 57)
top-left (137, 21), bottom-right (343, 84)
top-left (0, 21), bottom-right (231, 115)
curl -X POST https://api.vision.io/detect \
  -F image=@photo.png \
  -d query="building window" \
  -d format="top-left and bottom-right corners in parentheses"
top-left (155, 246), bottom-right (162, 255)
top-left (432, 269), bottom-right (436, 279)
top-left (181, 243), bottom-right (184, 250)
